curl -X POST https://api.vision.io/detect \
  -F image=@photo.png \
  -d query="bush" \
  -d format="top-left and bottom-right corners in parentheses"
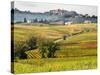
top-left (63, 35), bottom-right (67, 40)
top-left (25, 36), bottom-right (37, 50)
top-left (14, 41), bottom-right (28, 59)
top-left (13, 36), bottom-right (37, 59)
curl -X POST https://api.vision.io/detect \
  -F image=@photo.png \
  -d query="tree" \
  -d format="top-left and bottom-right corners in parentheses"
top-left (34, 18), bottom-right (38, 22)
top-left (39, 19), bottom-right (44, 23)
top-left (63, 19), bottom-right (65, 25)
top-left (25, 36), bottom-right (37, 50)
top-left (14, 41), bottom-right (28, 59)
top-left (47, 41), bottom-right (59, 58)
top-left (24, 18), bottom-right (27, 22)
top-left (84, 14), bottom-right (90, 18)
top-left (91, 15), bottom-right (97, 18)
top-left (44, 19), bottom-right (48, 23)
top-left (38, 39), bottom-right (59, 58)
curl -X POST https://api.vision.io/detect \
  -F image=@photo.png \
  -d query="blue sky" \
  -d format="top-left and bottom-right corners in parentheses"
top-left (13, 1), bottom-right (97, 16)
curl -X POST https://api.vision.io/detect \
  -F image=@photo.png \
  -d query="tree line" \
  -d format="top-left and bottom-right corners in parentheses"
top-left (24, 18), bottom-right (49, 23)
top-left (12, 36), bottom-right (59, 61)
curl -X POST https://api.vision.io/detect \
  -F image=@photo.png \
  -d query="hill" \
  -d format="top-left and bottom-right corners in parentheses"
top-left (11, 8), bottom-right (97, 23)
top-left (11, 23), bottom-right (97, 73)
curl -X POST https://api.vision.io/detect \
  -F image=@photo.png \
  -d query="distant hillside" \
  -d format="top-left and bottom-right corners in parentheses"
top-left (11, 8), bottom-right (78, 16)
top-left (45, 9), bottom-right (78, 17)
top-left (11, 8), bottom-right (97, 23)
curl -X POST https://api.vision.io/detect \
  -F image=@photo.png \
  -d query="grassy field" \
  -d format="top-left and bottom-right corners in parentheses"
top-left (11, 23), bottom-right (97, 74)
top-left (12, 23), bottom-right (97, 42)
top-left (12, 56), bottom-right (97, 74)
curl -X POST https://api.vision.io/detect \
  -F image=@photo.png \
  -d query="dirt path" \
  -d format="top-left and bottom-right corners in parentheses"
top-left (54, 31), bottom-right (84, 43)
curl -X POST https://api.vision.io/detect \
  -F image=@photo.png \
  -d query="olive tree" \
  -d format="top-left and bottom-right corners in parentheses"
top-left (38, 39), bottom-right (59, 58)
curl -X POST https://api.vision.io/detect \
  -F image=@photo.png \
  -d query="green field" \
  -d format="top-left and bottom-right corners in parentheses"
top-left (12, 56), bottom-right (97, 74)
top-left (12, 23), bottom-right (97, 42)
top-left (11, 23), bottom-right (97, 74)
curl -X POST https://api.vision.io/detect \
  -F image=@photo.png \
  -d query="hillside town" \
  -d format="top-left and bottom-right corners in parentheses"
top-left (11, 8), bottom-right (97, 25)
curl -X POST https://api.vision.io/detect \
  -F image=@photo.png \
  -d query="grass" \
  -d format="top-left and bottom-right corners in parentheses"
top-left (12, 23), bottom-right (97, 42)
top-left (11, 23), bottom-right (97, 74)
top-left (25, 31), bottom-right (97, 58)
top-left (59, 32), bottom-right (97, 44)
top-left (12, 56), bottom-right (97, 74)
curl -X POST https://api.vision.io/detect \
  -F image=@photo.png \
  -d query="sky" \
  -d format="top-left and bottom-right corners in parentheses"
top-left (12, 1), bottom-right (97, 16)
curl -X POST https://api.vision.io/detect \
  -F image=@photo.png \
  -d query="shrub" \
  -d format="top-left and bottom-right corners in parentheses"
top-left (63, 35), bottom-right (67, 40)
top-left (25, 36), bottom-right (37, 50)
top-left (14, 41), bottom-right (28, 59)
top-left (13, 36), bottom-right (37, 59)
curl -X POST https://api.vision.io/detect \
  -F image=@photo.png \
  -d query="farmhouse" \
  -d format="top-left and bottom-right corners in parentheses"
top-left (84, 20), bottom-right (92, 23)
top-left (65, 21), bottom-right (73, 25)
top-left (27, 20), bottom-right (31, 23)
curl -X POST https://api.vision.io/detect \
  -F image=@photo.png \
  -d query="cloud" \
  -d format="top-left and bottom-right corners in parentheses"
top-left (14, 1), bottom-right (97, 16)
